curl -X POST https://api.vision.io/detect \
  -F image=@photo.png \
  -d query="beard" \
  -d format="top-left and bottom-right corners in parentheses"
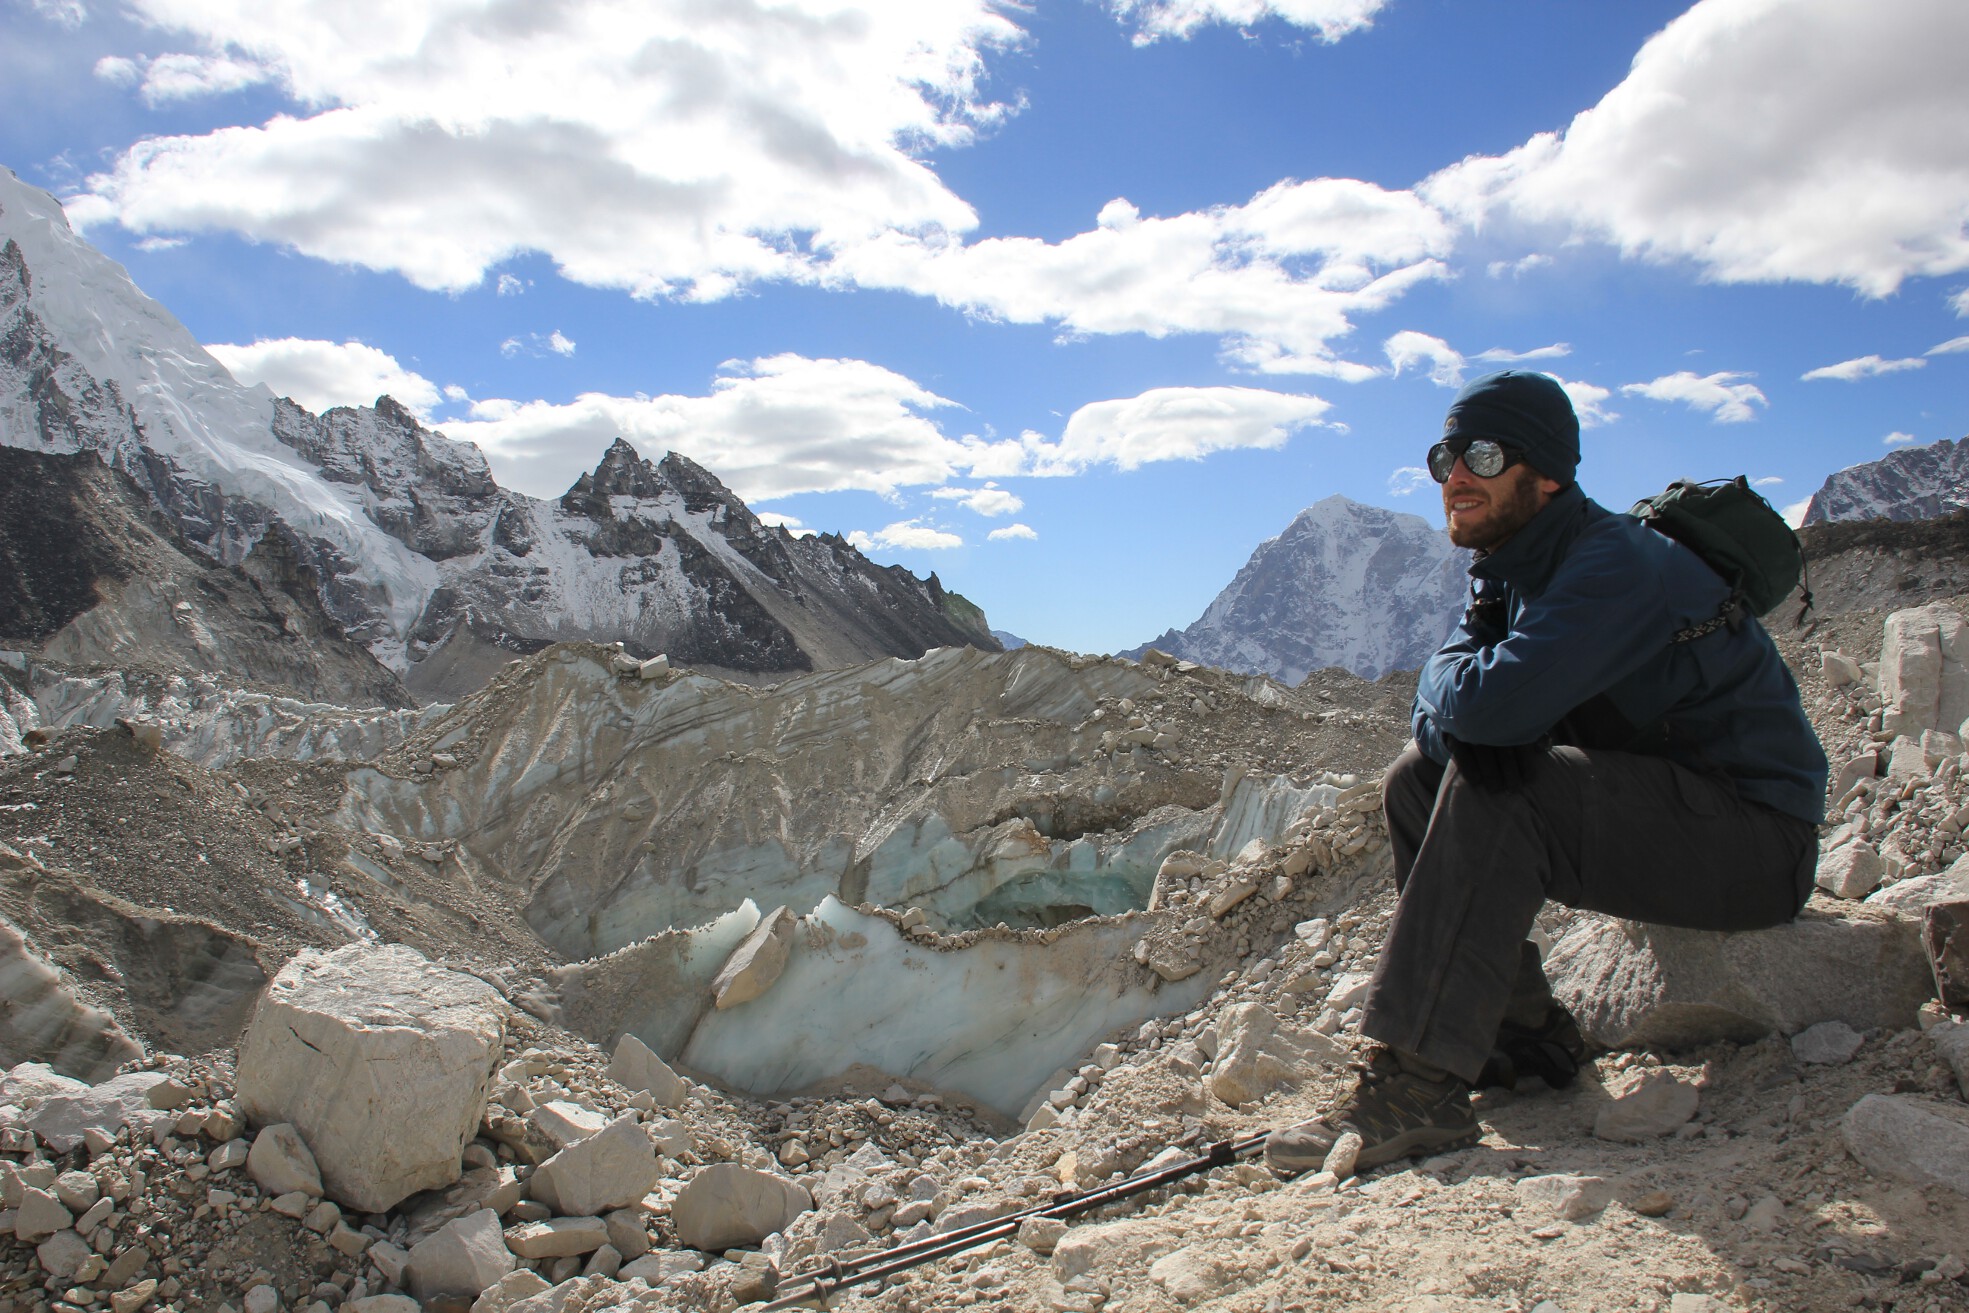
top-left (1445, 467), bottom-right (1548, 551)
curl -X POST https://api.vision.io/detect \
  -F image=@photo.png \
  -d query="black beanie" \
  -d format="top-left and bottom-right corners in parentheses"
top-left (1441, 370), bottom-right (1580, 486)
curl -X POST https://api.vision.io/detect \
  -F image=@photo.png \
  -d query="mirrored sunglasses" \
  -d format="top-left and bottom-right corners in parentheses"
top-left (1427, 438), bottom-right (1524, 483)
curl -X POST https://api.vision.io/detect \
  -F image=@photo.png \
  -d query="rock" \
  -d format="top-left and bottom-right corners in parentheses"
top-left (1816, 842), bottom-right (1883, 900)
top-left (606, 1033), bottom-right (686, 1109)
top-left (1790, 1020), bottom-right (1864, 1065)
top-left (1207, 1002), bottom-right (1341, 1106)
top-left (1054, 1218), bottom-right (1181, 1281)
top-left (1931, 1020), bottom-right (1969, 1092)
top-left (1822, 651), bottom-right (1864, 688)
top-left (1207, 879), bottom-right (1258, 918)
top-left (1515, 1174), bottom-right (1614, 1221)
top-left (671, 1163), bottom-right (812, 1252)
top-left (711, 905), bottom-right (797, 1010)
top-left (1593, 1071), bottom-right (1699, 1142)
top-left (35, 1227), bottom-right (90, 1280)
top-left (1879, 605), bottom-right (1969, 738)
top-left (1322, 1132), bottom-right (1362, 1181)
top-left (14, 1186), bottom-right (72, 1240)
top-left (1866, 870), bottom-right (1969, 916)
top-left (406, 1209), bottom-right (516, 1303)
top-left (345, 1298), bottom-right (420, 1313)
top-left (1548, 907), bottom-right (1935, 1049)
top-left (603, 1207), bottom-right (651, 1258)
top-left (1843, 1094), bottom-right (1969, 1197)
top-left (529, 1101), bottom-right (607, 1149)
top-left (20, 1071), bottom-right (170, 1152)
top-left (0, 1061), bottom-right (87, 1105)
top-left (242, 1286), bottom-right (279, 1313)
top-left (528, 1114), bottom-right (661, 1218)
top-left (638, 655), bottom-right (670, 680)
top-left (502, 1215), bottom-right (611, 1259)
top-left (618, 1252), bottom-right (707, 1284)
top-left (1149, 1246), bottom-right (1232, 1302)
top-left (247, 1123), bottom-right (324, 1198)
top-left (1325, 972), bottom-right (1373, 1013)
top-left (1830, 751), bottom-right (1879, 801)
top-left (233, 944), bottom-right (506, 1213)
top-left (1018, 1217), bottom-right (1067, 1254)
top-left (51, 1170), bottom-right (99, 1212)
top-left (1742, 1195), bottom-right (1785, 1232)
top-left (469, 1270), bottom-right (551, 1313)
top-left (1929, 900), bottom-right (1969, 1010)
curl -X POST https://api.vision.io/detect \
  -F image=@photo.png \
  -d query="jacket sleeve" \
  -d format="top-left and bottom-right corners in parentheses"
top-left (1412, 577), bottom-right (1511, 763)
top-left (1414, 528), bottom-right (1676, 747)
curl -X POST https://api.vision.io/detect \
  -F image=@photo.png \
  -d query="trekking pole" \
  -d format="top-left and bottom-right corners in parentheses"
top-left (754, 1131), bottom-right (1271, 1310)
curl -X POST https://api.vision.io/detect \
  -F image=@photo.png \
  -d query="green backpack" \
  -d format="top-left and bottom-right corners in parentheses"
top-left (1628, 476), bottom-right (1813, 641)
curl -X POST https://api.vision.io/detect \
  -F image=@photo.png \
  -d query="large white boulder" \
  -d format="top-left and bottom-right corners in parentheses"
top-left (234, 944), bottom-right (506, 1213)
top-left (527, 1114), bottom-right (661, 1218)
top-left (607, 1033), bottom-right (686, 1109)
top-left (406, 1209), bottom-right (515, 1303)
top-left (1842, 1094), bottom-right (1969, 1197)
top-left (711, 906), bottom-right (797, 1010)
top-left (671, 1163), bottom-right (811, 1252)
top-left (1547, 905), bottom-right (1935, 1050)
top-left (1879, 605), bottom-right (1969, 738)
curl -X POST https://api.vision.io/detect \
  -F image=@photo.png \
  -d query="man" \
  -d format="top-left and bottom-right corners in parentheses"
top-left (1265, 370), bottom-right (1826, 1175)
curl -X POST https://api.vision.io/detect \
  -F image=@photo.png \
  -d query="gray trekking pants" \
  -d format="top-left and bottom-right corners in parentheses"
top-left (1361, 742), bottom-right (1818, 1083)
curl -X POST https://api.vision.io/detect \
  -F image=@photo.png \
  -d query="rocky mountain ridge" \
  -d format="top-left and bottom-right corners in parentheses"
top-left (0, 169), bottom-right (994, 701)
top-left (1805, 436), bottom-right (1969, 525)
top-left (1126, 495), bottom-right (1467, 683)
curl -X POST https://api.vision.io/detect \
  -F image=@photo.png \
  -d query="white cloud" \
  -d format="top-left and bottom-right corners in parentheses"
top-left (1781, 497), bottom-right (1812, 528)
top-left (1387, 466), bottom-right (1431, 496)
top-left (1383, 333), bottom-right (1573, 389)
top-left (1014, 386), bottom-right (1334, 476)
top-left (495, 274), bottom-right (524, 297)
top-left (443, 353), bottom-right (996, 501)
top-left (1800, 354), bottom-right (1925, 382)
top-left (988, 523), bottom-right (1037, 541)
top-left (1424, 0), bottom-right (1969, 297)
top-left (1952, 288), bottom-right (1969, 316)
top-left (500, 331), bottom-right (576, 359)
top-left (1485, 253), bottom-right (1551, 279)
top-left (70, 0), bottom-right (1024, 297)
top-left (1107, 0), bottom-right (1388, 45)
top-left (1383, 331), bottom-right (1464, 387)
top-left (929, 484), bottom-right (1023, 517)
top-left (29, 0), bottom-right (88, 30)
top-left (1884, 431), bottom-right (1918, 447)
top-left (1619, 371), bottom-right (1765, 423)
top-left (1553, 377), bottom-right (1617, 428)
top-left (1752, 476), bottom-right (1783, 488)
top-left (204, 337), bottom-right (442, 416)
top-left (1929, 335), bottom-right (1969, 355)
top-left (830, 178), bottom-right (1454, 377)
top-left (755, 511), bottom-right (815, 538)
top-left (847, 520), bottom-right (963, 552)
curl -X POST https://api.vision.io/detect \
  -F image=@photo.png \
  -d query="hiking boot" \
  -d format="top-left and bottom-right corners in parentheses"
top-left (1476, 1003), bottom-right (1590, 1091)
top-left (1263, 1048), bottom-right (1477, 1177)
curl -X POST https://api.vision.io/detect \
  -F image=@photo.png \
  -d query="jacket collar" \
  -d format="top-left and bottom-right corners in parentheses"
top-left (1469, 482), bottom-right (1590, 595)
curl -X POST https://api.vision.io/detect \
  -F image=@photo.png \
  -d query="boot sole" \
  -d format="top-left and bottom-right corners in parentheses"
top-left (1353, 1122), bottom-right (1481, 1172)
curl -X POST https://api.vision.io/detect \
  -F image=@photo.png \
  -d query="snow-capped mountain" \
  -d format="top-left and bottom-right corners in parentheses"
top-left (0, 168), bottom-right (995, 699)
top-left (1802, 436), bottom-right (1969, 524)
top-left (1128, 495), bottom-right (1468, 683)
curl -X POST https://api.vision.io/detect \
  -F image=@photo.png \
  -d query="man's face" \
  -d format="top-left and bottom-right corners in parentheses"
top-left (1441, 456), bottom-right (1561, 550)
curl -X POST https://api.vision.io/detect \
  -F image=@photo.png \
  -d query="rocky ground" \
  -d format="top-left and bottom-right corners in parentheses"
top-left (0, 538), bottom-right (1965, 1313)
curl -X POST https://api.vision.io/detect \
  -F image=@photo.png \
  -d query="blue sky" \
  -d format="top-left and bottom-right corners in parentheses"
top-left (4, 0), bottom-right (1968, 652)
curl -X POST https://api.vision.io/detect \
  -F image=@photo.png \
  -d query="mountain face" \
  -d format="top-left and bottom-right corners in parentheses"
top-left (0, 447), bottom-right (411, 706)
top-left (1803, 436), bottom-right (1969, 524)
top-left (0, 169), bottom-right (995, 701)
top-left (1129, 495), bottom-right (1468, 683)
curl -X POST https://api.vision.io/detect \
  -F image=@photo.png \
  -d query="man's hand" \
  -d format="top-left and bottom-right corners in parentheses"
top-left (1444, 734), bottom-right (1544, 791)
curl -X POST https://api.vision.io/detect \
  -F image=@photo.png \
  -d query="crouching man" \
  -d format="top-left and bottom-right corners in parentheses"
top-left (1266, 370), bottom-right (1827, 1175)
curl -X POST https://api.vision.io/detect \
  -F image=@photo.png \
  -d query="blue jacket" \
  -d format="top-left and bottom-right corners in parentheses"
top-left (1413, 484), bottom-right (1827, 824)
